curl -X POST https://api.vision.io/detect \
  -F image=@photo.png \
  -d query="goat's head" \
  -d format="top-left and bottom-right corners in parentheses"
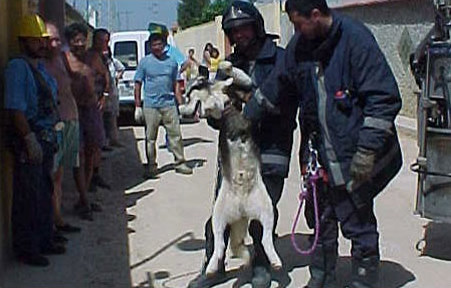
top-left (178, 61), bottom-right (253, 119)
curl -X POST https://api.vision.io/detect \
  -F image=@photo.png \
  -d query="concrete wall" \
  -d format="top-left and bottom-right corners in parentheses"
top-left (175, 19), bottom-right (224, 63)
top-left (279, 11), bottom-right (294, 48)
top-left (255, 2), bottom-right (281, 38)
top-left (174, 2), bottom-right (282, 59)
top-left (0, 0), bottom-right (32, 282)
top-left (0, 1), bottom-right (7, 284)
top-left (336, 0), bottom-right (434, 117)
top-left (40, 0), bottom-right (65, 35)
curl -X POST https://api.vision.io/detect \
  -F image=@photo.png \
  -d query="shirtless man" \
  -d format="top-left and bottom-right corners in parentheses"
top-left (45, 22), bottom-right (91, 225)
top-left (63, 23), bottom-right (106, 212)
top-left (85, 28), bottom-right (111, 192)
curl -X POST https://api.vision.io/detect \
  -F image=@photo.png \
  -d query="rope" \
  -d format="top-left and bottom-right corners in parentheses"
top-left (291, 170), bottom-right (321, 255)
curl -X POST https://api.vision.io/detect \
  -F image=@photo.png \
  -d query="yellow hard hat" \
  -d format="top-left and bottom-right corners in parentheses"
top-left (18, 14), bottom-right (49, 38)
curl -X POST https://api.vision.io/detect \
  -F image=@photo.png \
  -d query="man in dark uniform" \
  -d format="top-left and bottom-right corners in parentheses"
top-left (188, 1), bottom-right (297, 288)
top-left (280, 0), bottom-right (403, 287)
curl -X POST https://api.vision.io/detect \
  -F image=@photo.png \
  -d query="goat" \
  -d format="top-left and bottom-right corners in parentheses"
top-left (179, 62), bottom-right (282, 275)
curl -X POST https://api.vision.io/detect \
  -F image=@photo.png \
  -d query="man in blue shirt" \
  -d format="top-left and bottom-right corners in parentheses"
top-left (4, 14), bottom-right (65, 267)
top-left (134, 27), bottom-right (192, 177)
top-left (148, 22), bottom-right (188, 98)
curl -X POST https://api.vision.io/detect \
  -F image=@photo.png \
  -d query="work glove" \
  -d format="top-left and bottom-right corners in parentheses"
top-left (134, 107), bottom-right (144, 124)
top-left (24, 132), bottom-right (43, 164)
top-left (350, 147), bottom-right (376, 184)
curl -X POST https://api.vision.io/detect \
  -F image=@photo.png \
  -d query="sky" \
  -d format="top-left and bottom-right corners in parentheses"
top-left (67, 0), bottom-right (369, 32)
top-left (68, 0), bottom-right (179, 32)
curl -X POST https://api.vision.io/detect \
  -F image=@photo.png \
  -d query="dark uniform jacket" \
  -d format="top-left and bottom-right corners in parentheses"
top-left (214, 36), bottom-right (297, 178)
top-left (281, 12), bottom-right (402, 200)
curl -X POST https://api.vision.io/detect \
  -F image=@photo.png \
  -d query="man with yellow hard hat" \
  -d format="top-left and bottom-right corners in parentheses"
top-left (4, 14), bottom-right (65, 267)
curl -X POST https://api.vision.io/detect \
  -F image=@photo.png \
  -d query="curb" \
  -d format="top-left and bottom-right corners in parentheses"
top-left (395, 115), bottom-right (417, 138)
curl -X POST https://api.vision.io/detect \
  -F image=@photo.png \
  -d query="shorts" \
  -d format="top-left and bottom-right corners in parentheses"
top-left (53, 120), bottom-right (80, 170)
top-left (79, 105), bottom-right (106, 149)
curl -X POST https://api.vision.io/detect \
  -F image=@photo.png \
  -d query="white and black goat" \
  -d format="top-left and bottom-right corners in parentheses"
top-left (179, 62), bottom-right (282, 275)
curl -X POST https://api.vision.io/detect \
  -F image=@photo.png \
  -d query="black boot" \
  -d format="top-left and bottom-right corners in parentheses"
top-left (304, 245), bottom-right (337, 288)
top-left (348, 256), bottom-right (379, 288)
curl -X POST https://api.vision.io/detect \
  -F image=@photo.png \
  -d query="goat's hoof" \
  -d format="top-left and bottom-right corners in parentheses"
top-left (205, 264), bottom-right (217, 276)
top-left (271, 262), bottom-right (282, 270)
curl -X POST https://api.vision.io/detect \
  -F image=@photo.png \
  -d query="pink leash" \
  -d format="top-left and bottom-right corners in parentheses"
top-left (291, 142), bottom-right (321, 255)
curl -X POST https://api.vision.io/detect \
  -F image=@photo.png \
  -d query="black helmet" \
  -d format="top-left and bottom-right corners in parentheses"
top-left (222, 1), bottom-right (266, 41)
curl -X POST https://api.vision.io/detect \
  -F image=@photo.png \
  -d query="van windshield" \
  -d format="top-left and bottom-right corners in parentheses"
top-left (145, 41), bottom-right (150, 56)
top-left (114, 41), bottom-right (138, 70)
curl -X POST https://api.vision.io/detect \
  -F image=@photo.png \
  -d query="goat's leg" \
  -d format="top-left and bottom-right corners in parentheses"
top-left (205, 202), bottom-right (227, 276)
top-left (229, 218), bottom-right (250, 264)
top-left (258, 203), bottom-right (282, 270)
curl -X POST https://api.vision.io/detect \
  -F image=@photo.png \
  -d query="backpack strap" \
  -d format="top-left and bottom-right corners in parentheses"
top-left (16, 56), bottom-right (60, 131)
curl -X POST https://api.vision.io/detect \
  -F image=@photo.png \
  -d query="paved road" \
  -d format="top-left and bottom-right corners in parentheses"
top-left (126, 120), bottom-right (451, 288)
top-left (4, 119), bottom-right (451, 288)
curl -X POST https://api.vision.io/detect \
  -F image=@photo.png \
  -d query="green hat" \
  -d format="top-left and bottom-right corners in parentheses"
top-left (147, 22), bottom-right (169, 39)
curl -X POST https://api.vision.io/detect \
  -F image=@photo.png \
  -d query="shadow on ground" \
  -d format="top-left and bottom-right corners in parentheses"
top-left (126, 190), bottom-right (154, 208)
top-left (140, 232), bottom-right (416, 288)
top-left (130, 231), bottom-right (198, 271)
top-left (154, 158), bottom-right (207, 176)
top-left (4, 128), bottom-right (149, 288)
top-left (158, 137), bottom-right (214, 149)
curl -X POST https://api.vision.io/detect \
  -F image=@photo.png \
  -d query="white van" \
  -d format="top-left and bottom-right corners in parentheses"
top-left (110, 30), bottom-right (150, 114)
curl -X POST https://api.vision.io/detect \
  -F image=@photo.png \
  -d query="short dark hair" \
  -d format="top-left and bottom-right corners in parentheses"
top-left (148, 33), bottom-right (164, 44)
top-left (64, 23), bottom-right (88, 41)
top-left (93, 28), bottom-right (110, 42)
top-left (285, 0), bottom-right (330, 17)
top-left (188, 48), bottom-right (195, 54)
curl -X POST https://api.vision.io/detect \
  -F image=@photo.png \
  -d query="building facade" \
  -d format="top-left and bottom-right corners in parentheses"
top-left (333, 0), bottom-right (434, 117)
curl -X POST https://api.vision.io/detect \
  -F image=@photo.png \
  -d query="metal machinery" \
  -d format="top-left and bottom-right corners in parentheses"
top-left (411, 0), bottom-right (451, 224)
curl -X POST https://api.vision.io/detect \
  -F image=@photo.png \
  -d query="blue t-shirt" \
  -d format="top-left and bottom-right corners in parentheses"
top-left (134, 53), bottom-right (178, 108)
top-left (165, 45), bottom-right (186, 80)
top-left (5, 58), bottom-right (58, 131)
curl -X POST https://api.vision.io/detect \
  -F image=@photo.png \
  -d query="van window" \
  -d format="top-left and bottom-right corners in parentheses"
top-left (114, 41), bottom-right (138, 70)
top-left (145, 40), bottom-right (150, 56)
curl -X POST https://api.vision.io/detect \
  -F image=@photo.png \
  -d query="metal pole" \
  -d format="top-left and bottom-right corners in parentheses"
top-left (86, 0), bottom-right (89, 22)
top-left (108, 0), bottom-right (111, 31)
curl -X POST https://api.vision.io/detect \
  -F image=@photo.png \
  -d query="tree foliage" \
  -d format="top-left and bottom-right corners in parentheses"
top-left (200, 0), bottom-right (234, 24)
top-left (178, 0), bottom-right (235, 29)
top-left (177, 0), bottom-right (210, 29)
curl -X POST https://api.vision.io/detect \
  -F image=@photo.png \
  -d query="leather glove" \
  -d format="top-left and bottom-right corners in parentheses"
top-left (134, 107), bottom-right (144, 124)
top-left (24, 132), bottom-right (43, 164)
top-left (350, 147), bottom-right (376, 184)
